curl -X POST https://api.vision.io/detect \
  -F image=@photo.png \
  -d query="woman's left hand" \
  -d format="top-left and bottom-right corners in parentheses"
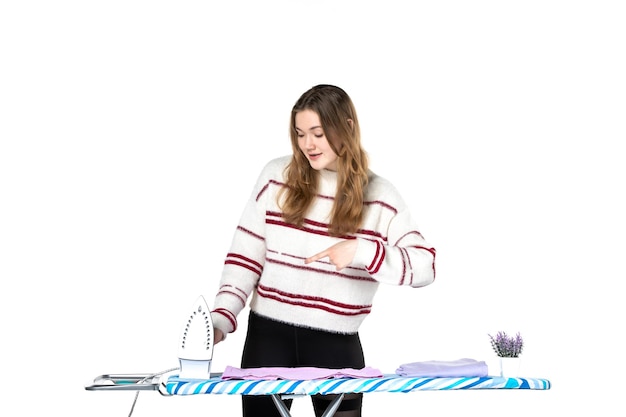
top-left (305, 239), bottom-right (358, 271)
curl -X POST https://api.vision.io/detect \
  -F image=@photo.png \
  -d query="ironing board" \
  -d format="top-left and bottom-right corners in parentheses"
top-left (86, 372), bottom-right (551, 417)
top-left (85, 298), bottom-right (550, 416)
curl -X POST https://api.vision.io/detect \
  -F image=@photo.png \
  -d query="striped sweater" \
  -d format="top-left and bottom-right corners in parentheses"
top-left (211, 155), bottom-right (436, 336)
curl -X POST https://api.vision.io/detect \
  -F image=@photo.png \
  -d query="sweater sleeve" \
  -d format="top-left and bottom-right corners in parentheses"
top-left (209, 161), bottom-right (275, 336)
top-left (352, 193), bottom-right (436, 288)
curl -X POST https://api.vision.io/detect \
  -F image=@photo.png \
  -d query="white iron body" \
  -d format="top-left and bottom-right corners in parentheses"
top-left (177, 295), bottom-right (214, 380)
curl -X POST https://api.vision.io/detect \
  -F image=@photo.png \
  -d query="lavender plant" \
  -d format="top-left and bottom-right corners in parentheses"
top-left (489, 331), bottom-right (524, 358)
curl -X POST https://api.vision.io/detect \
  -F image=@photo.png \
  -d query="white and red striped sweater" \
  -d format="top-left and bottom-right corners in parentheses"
top-left (211, 155), bottom-right (436, 336)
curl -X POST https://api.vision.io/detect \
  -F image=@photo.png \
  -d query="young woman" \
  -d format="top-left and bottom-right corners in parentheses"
top-left (210, 84), bottom-right (436, 417)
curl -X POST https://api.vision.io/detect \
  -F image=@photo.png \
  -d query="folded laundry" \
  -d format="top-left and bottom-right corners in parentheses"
top-left (221, 365), bottom-right (384, 380)
top-left (395, 358), bottom-right (488, 377)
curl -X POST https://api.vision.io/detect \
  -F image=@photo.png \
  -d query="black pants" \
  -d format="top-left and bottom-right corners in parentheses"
top-left (241, 311), bottom-right (365, 417)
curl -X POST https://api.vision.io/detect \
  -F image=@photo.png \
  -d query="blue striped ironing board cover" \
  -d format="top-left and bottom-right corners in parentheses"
top-left (166, 374), bottom-right (551, 396)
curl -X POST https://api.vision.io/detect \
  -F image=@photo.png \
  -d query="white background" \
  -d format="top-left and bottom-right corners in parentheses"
top-left (1, 1), bottom-right (624, 416)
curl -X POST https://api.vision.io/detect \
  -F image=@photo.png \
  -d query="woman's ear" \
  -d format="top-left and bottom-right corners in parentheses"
top-left (347, 118), bottom-right (354, 130)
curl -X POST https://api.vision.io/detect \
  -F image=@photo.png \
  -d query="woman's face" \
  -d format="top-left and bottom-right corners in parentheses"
top-left (295, 109), bottom-right (339, 171)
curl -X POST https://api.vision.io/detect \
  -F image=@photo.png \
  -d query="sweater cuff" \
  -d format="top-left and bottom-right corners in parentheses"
top-left (211, 312), bottom-right (234, 340)
top-left (352, 238), bottom-right (377, 270)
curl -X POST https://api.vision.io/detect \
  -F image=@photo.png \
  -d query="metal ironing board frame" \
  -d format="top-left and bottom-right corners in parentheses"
top-left (85, 373), bottom-right (345, 417)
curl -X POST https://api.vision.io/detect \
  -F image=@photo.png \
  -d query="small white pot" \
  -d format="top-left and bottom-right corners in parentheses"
top-left (499, 357), bottom-right (521, 378)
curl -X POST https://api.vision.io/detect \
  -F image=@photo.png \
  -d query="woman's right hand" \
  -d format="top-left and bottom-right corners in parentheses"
top-left (214, 328), bottom-right (225, 345)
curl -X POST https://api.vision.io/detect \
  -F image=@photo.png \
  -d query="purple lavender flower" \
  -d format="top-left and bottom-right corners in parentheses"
top-left (488, 331), bottom-right (524, 357)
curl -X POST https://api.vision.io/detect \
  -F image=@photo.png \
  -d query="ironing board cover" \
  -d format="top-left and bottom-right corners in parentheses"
top-left (166, 374), bottom-right (551, 396)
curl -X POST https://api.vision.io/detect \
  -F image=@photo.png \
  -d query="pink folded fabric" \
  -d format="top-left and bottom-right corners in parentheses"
top-left (221, 366), bottom-right (383, 380)
top-left (395, 358), bottom-right (488, 377)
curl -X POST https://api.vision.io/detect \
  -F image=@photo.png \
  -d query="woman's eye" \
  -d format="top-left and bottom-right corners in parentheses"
top-left (315, 134), bottom-right (324, 138)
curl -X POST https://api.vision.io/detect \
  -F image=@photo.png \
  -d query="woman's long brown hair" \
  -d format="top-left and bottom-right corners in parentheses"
top-left (278, 85), bottom-right (369, 236)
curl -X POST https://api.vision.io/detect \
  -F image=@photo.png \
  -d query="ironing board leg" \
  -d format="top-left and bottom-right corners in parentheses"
top-left (320, 393), bottom-right (345, 417)
top-left (271, 394), bottom-right (293, 417)
top-left (270, 393), bottom-right (345, 417)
